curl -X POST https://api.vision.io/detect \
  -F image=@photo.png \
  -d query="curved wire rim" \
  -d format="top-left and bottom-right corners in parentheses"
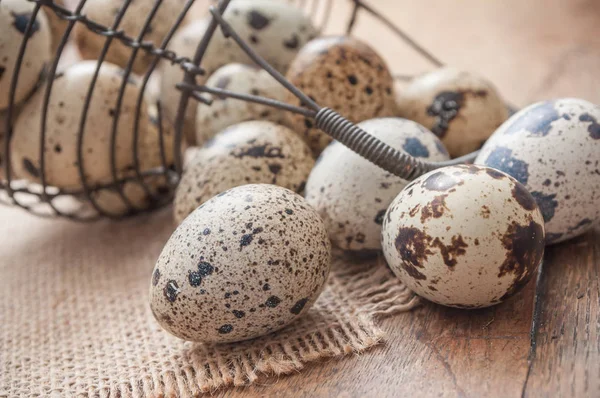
top-left (1, 0), bottom-right (496, 220)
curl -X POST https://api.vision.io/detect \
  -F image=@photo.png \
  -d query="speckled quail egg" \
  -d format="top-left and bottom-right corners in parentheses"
top-left (150, 183), bottom-right (331, 343)
top-left (475, 98), bottom-right (600, 244)
top-left (174, 120), bottom-right (314, 223)
top-left (195, 63), bottom-right (290, 145)
top-left (86, 103), bottom-right (178, 216)
top-left (161, 0), bottom-right (318, 144)
top-left (11, 61), bottom-right (157, 189)
top-left (74, 0), bottom-right (185, 74)
top-left (305, 117), bottom-right (449, 253)
top-left (382, 164), bottom-right (545, 309)
top-left (285, 36), bottom-right (398, 154)
top-left (396, 67), bottom-right (509, 158)
top-left (0, 0), bottom-right (52, 110)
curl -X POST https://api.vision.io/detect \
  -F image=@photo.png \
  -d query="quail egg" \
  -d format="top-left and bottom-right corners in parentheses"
top-left (11, 61), bottom-right (157, 189)
top-left (382, 164), bottom-right (545, 308)
top-left (305, 117), bottom-right (449, 253)
top-left (74, 0), bottom-right (185, 74)
top-left (476, 98), bottom-right (600, 244)
top-left (150, 183), bottom-right (331, 343)
top-left (161, 0), bottom-right (318, 144)
top-left (195, 63), bottom-right (290, 145)
top-left (0, 0), bottom-right (52, 110)
top-left (396, 67), bottom-right (509, 158)
top-left (174, 120), bottom-right (314, 223)
top-left (285, 36), bottom-right (398, 154)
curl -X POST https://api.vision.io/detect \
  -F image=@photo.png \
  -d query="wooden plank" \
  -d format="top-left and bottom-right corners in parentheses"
top-left (223, 279), bottom-right (536, 397)
top-left (523, 229), bottom-right (600, 397)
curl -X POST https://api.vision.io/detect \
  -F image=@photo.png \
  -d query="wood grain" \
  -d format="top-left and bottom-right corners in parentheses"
top-left (523, 230), bottom-right (600, 397)
top-left (223, 278), bottom-right (537, 397)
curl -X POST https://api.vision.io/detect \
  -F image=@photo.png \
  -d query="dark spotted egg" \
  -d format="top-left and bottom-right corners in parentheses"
top-left (174, 120), bottom-right (314, 223)
top-left (195, 63), bottom-right (290, 145)
top-left (381, 164), bottom-right (545, 309)
top-left (285, 36), bottom-right (398, 154)
top-left (1, 0), bottom-right (52, 110)
top-left (161, 0), bottom-right (318, 144)
top-left (150, 184), bottom-right (331, 343)
top-left (305, 117), bottom-right (449, 253)
top-left (475, 98), bottom-right (600, 244)
top-left (396, 67), bottom-right (509, 158)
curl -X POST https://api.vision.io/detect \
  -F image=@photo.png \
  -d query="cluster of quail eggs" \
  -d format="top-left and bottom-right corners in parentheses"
top-left (3, 0), bottom-right (599, 345)
top-left (149, 0), bottom-right (599, 344)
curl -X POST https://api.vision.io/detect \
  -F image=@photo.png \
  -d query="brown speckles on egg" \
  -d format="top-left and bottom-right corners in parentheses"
top-left (394, 227), bottom-right (429, 280)
top-left (175, 121), bottom-right (314, 224)
top-left (151, 184), bottom-right (331, 343)
top-left (285, 36), bottom-right (398, 154)
top-left (382, 164), bottom-right (545, 309)
top-left (476, 98), bottom-right (600, 244)
top-left (397, 67), bottom-right (509, 157)
top-left (498, 220), bottom-right (544, 279)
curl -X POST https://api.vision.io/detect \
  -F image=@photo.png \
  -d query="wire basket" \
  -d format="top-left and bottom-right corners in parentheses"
top-left (0, 0), bottom-right (474, 221)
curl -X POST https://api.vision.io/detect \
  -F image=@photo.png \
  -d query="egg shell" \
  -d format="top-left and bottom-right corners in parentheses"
top-left (396, 67), bottom-right (509, 158)
top-left (88, 175), bottom-right (172, 216)
top-left (476, 98), bottom-right (600, 244)
top-left (382, 164), bottom-right (545, 309)
top-left (150, 184), bottom-right (331, 343)
top-left (10, 61), bottom-right (158, 189)
top-left (305, 117), bottom-right (449, 253)
top-left (45, 0), bottom-right (68, 53)
top-left (195, 63), bottom-right (291, 145)
top-left (284, 36), bottom-right (398, 154)
top-left (161, 0), bottom-right (318, 144)
top-left (0, 0), bottom-right (52, 110)
top-left (74, 0), bottom-right (185, 74)
top-left (174, 120), bottom-right (314, 223)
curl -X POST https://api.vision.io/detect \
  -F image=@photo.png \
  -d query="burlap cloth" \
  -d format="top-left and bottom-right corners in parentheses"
top-left (0, 205), bottom-right (419, 397)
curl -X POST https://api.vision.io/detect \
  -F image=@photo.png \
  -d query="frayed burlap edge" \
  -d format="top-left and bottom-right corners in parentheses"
top-left (78, 255), bottom-right (420, 398)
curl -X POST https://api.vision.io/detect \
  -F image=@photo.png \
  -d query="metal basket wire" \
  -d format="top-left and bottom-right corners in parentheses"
top-left (0, 0), bottom-right (474, 221)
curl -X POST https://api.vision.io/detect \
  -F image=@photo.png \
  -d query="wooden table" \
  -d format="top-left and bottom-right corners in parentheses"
top-left (2, 0), bottom-right (599, 397)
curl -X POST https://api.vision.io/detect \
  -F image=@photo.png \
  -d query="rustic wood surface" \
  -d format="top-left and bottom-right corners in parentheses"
top-left (1, 0), bottom-right (599, 397)
top-left (219, 0), bottom-right (600, 396)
